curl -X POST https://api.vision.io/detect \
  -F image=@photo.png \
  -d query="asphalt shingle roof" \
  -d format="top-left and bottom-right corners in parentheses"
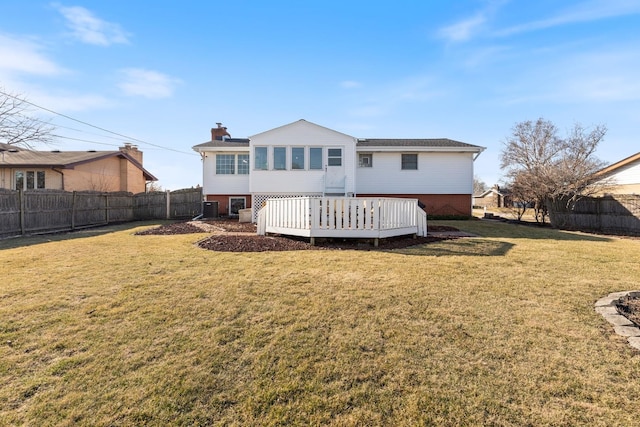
top-left (356, 138), bottom-right (481, 148)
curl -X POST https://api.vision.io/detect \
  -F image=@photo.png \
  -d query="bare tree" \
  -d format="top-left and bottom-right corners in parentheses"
top-left (500, 118), bottom-right (608, 224)
top-left (473, 176), bottom-right (487, 195)
top-left (0, 87), bottom-right (54, 148)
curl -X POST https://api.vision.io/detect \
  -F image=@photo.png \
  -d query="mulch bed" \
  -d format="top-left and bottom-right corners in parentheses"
top-left (616, 296), bottom-right (640, 328)
top-left (136, 219), bottom-right (457, 252)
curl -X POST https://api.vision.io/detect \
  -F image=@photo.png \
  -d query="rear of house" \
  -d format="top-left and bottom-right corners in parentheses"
top-left (192, 120), bottom-right (484, 218)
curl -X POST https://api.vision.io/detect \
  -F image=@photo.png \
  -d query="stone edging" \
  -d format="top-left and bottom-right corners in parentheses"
top-left (595, 290), bottom-right (640, 351)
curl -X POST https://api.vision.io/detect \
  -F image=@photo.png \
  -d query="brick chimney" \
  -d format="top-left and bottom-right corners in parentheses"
top-left (120, 143), bottom-right (143, 164)
top-left (211, 122), bottom-right (231, 140)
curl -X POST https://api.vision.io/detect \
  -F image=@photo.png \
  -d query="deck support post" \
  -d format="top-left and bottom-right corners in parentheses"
top-left (373, 238), bottom-right (379, 247)
top-left (310, 237), bottom-right (315, 246)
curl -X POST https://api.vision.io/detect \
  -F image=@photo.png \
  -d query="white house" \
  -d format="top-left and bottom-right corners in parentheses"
top-left (594, 151), bottom-right (640, 195)
top-left (192, 119), bottom-right (485, 218)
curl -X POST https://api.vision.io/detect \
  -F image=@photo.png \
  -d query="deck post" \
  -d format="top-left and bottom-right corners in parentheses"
top-left (310, 237), bottom-right (315, 246)
top-left (374, 237), bottom-right (379, 247)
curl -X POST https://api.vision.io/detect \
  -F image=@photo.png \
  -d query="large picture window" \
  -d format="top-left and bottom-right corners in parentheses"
top-left (254, 147), bottom-right (268, 170)
top-left (310, 147), bottom-right (323, 170)
top-left (401, 154), bottom-right (418, 170)
top-left (273, 147), bottom-right (286, 170)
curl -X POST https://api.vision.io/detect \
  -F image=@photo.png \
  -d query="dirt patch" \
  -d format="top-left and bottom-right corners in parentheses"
top-left (135, 219), bottom-right (255, 235)
top-left (616, 296), bottom-right (640, 328)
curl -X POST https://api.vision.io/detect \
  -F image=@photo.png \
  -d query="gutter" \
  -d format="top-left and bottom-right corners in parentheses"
top-left (52, 168), bottom-right (65, 190)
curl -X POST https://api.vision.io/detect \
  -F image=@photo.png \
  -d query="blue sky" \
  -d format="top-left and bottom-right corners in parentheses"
top-left (1, 1), bottom-right (639, 190)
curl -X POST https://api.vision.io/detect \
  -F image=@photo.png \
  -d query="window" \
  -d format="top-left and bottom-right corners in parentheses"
top-left (328, 148), bottom-right (342, 166)
top-left (216, 154), bottom-right (235, 174)
top-left (310, 147), bottom-right (323, 170)
top-left (237, 154), bottom-right (249, 174)
top-left (254, 147), bottom-right (268, 170)
top-left (229, 197), bottom-right (246, 215)
top-left (15, 170), bottom-right (45, 190)
top-left (401, 154), bottom-right (418, 170)
top-left (359, 153), bottom-right (372, 168)
top-left (291, 147), bottom-right (305, 170)
top-left (273, 147), bottom-right (286, 170)
top-left (15, 171), bottom-right (23, 190)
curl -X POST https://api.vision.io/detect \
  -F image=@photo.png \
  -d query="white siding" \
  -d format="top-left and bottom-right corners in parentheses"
top-left (202, 153), bottom-right (249, 194)
top-left (607, 161), bottom-right (640, 185)
top-left (356, 152), bottom-right (474, 194)
top-left (249, 120), bottom-right (357, 194)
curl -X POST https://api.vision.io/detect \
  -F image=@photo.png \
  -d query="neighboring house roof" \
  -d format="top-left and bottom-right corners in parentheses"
top-left (596, 151), bottom-right (640, 177)
top-left (0, 144), bottom-right (157, 181)
top-left (474, 187), bottom-right (507, 198)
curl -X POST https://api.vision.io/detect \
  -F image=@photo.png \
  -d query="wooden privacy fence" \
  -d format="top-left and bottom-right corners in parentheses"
top-left (0, 187), bottom-right (202, 238)
top-left (257, 196), bottom-right (427, 245)
top-left (548, 195), bottom-right (640, 235)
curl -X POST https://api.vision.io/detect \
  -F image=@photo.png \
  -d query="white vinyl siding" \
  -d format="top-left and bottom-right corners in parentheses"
top-left (356, 152), bottom-right (474, 194)
top-left (201, 152), bottom-right (250, 195)
top-left (249, 120), bottom-right (357, 195)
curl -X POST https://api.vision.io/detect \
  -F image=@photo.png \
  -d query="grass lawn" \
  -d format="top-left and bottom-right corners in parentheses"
top-left (1, 220), bottom-right (640, 426)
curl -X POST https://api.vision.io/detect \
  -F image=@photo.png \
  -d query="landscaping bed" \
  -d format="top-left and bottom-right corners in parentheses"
top-left (616, 295), bottom-right (640, 327)
top-left (136, 219), bottom-right (456, 251)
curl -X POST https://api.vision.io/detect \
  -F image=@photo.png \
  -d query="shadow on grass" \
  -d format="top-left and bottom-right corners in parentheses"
top-left (432, 219), bottom-right (612, 242)
top-left (0, 221), bottom-right (168, 250)
top-left (389, 238), bottom-right (515, 257)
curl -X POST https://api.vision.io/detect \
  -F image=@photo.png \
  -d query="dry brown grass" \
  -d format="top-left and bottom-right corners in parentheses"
top-left (1, 220), bottom-right (640, 426)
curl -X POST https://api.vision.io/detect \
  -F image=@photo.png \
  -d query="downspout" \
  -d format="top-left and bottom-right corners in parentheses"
top-left (52, 168), bottom-right (65, 190)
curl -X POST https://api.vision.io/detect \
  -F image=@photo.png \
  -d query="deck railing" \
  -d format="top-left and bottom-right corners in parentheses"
top-left (257, 197), bottom-right (427, 243)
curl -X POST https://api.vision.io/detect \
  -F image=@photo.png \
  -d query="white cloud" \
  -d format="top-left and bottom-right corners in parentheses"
top-left (346, 75), bottom-right (442, 118)
top-left (495, 0), bottom-right (640, 37)
top-left (340, 80), bottom-right (363, 89)
top-left (437, 13), bottom-right (487, 43)
top-left (54, 4), bottom-right (130, 46)
top-left (117, 68), bottom-right (181, 99)
top-left (0, 33), bottom-right (65, 77)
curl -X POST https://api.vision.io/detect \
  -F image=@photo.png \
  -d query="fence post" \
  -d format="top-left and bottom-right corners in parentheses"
top-left (71, 191), bottom-right (77, 230)
top-left (19, 189), bottom-right (25, 235)
top-left (105, 193), bottom-right (109, 224)
top-left (166, 190), bottom-right (171, 219)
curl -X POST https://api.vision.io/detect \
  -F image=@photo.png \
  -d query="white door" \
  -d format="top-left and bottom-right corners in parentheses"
top-left (325, 147), bottom-right (345, 194)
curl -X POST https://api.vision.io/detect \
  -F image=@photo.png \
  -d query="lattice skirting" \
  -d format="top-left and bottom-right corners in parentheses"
top-left (252, 193), bottom-right (322, 222)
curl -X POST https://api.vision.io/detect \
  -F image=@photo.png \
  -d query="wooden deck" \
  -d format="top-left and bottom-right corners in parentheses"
top-left (257, 197), bottom-right (427, 245)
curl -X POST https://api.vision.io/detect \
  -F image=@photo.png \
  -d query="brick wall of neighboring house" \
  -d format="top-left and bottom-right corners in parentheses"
top-left (357, 193), bottom-right (472, 217)
top-left (205, 194), bottom-right (252, 216)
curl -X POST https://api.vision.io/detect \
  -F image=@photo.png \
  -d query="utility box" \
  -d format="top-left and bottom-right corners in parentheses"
top-left (239, 208), bottom-right (252, 223)
top-left (202, 201), bottom-right (218, 219)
